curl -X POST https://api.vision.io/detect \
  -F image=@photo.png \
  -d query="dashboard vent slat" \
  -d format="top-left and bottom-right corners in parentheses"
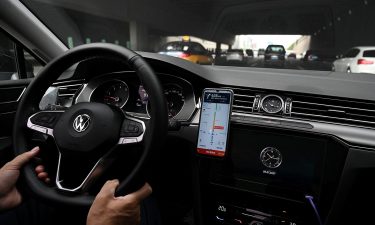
top-left (57, 84), bottom-right (82, 97)
top-left (291, 94), bottom-right (375, 128)
top-left (55, 82), bottom-right (83, 107)
top-left (229, 87), bottom-right (256, 114)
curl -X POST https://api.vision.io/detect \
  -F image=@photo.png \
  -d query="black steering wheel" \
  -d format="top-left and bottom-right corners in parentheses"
top-left (13, 43), bottom-right (168, 207)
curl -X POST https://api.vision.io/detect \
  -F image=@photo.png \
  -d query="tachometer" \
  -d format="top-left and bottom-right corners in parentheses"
top-left (90, 80), bottom-right (129, 108)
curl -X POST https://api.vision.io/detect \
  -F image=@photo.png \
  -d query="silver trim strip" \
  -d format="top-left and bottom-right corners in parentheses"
top-left (16, 88), bottom-right (26, 102)
top-left (0, 87), bottom-right (26, 104)
top-left (232, 112), bottom-right (375, 147)
top-left (55, 152), bottom-right (103, 192)
top-left (74, 83), bottom-right (88, 104)
top-left (234, 94), bottom-right (255, 98)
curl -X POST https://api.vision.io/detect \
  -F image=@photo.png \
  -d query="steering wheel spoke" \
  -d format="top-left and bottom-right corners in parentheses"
top-left (118, 115), bottom-right (146, 145)
top-left (27, 110), bottom-right (65, 137)
top-left (56, 151), bottom-right (112, 192)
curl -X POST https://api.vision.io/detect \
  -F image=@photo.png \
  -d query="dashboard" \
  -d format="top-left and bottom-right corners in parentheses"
top-left (45, 54), bottom-right (375, 225)
top-left (74, 72), bottom-right (196, 121)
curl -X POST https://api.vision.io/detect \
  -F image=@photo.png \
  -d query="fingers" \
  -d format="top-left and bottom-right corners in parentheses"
top-left (37, 172), bottom-right (50, 183)
top-left (5, 147), bottom-right (40, 170)
top-left (97, 180), bottom-right (120, 199)
top-left (118, 183), bottom-right (152, 203)
top-left (35, 165), bottom-right (51, 184)
top-left (35, 165), bottom-right (45, 174)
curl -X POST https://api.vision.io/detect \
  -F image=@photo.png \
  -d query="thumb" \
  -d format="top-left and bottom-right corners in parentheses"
top-left (117, 183), bottom-right (152, 203)
top-left (96, 179), bottom-right (119, 199)
top-left (5, 147), bottom-right (40, 170)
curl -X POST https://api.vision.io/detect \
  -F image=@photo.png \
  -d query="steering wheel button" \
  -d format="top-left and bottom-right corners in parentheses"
top-left (128, 124), bottom-right (136, 132)
top-left (134, 126), bottom-right (139, 132)
top-left (122, 138), bottom-right (137, 144)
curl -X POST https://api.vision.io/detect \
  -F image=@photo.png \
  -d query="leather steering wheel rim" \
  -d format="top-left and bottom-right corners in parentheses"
top-left (13, 43), bottom-right (168, 207)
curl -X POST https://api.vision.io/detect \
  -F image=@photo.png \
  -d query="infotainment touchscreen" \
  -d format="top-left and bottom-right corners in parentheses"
top-left (228, 128), bottom-right (326, 194)
top-left (197, 89), bottom-right (233, 157)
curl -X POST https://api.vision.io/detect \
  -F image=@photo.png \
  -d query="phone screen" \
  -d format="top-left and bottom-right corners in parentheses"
top-left (197, 89), bottom-right (233, 157)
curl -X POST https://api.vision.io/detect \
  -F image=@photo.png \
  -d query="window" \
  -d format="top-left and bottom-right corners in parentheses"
top-left (265, 46), bottom-right (285, 54)
top-left (363, 50), bottom-right (375, 58)
top-left (0, 30), bottom-right (43, 81)
top-left (0, 32), bottom-right (17, 81)
top-left (191, 43), bottom-right (206, 54)
top-left (24, 50), bottom-right (43, 77)
top-left (343, 49), bottom-right (360, 58)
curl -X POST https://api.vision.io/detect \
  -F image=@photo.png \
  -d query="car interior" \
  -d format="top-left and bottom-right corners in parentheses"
top-left (1, 0), bottom-right (375, 225)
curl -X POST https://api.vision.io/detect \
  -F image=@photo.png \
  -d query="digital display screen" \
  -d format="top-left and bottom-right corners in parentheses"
top-left (123, 85), bottom-right (148, 114)
top-left (197, 89), bottom-right (232, 157)
top-left (228, 128), bottom-right (326, 195)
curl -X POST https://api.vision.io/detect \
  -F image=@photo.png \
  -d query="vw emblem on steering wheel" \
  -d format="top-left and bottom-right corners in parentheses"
top-left (73, 114), bottom-right (91, 132)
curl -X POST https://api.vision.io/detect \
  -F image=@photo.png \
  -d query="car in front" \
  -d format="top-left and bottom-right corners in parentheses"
top-left (225, 49), bottom-right (246, 64)
top-left (333, 47), bottom-right (375, 74)
top-left (258, 48), bottom-right (265, 57)
top-left (264, 45), bottom-right (286, 67)
top-left (158, 41), bottom-right (213, 65)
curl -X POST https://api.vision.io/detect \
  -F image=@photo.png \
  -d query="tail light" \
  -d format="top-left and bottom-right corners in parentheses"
top-left (357, 59), bottom-right (374, 65)
top-left (180, 53), bottom-right (190, 58)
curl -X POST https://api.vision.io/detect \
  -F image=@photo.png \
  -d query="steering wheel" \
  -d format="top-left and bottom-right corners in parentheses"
top-left (13, 43), bottom-right (168, 207)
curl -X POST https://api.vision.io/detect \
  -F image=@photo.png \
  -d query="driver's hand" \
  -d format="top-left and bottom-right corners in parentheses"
top-left (87, 180), bottom-right (152, 225)
top-left (0, 146), bottom-right (40, 211)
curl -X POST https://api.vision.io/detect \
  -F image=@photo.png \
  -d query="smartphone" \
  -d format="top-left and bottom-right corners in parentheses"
top-left (196, 88), bottom-right (233, 158)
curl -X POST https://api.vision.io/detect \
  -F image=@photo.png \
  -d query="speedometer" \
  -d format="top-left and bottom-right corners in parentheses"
top-left (164, 84), bottom-right (185, 118)
top-left (147, 84), bottom-right (185, 118)
top-left (90, 80), bottom-right (129, 108)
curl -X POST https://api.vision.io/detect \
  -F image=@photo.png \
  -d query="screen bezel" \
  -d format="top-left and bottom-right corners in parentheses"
top-left (196, 88), bottom-right (234, 158)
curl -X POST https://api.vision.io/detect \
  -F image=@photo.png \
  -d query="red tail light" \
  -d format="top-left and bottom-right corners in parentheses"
top-left (180, 53), bottom-right (190, 58)
top-left (357, 59), bottom-right (374, 65)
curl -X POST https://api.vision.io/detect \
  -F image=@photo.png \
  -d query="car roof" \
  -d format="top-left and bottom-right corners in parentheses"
top-left (163, 41), bottom-right (200, 45)
top-left (266, 45), bottom-right (285, 48)
top-left (346, 46), bottom-right (375, 51)
top-left (228, 48), bottom-right (243, 50)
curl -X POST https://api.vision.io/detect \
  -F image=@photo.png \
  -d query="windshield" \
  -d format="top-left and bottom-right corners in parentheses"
top-left (266, 46), bottom-right (285, 54)
top-left (21, 0), bottom-right (375, 74)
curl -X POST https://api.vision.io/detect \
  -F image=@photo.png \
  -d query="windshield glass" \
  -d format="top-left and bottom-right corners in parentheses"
top-left (266, 46), bottom-right (285, 53)
top-left (21, 0), bottom-right (375, 74)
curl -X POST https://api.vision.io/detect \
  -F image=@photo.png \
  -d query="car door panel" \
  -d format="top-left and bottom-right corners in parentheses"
top-left (0, 79), bottom-right (31, 158)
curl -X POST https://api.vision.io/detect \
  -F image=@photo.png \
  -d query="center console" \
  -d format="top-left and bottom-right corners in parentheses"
top-left (196, 124), bottom-right (347, 225)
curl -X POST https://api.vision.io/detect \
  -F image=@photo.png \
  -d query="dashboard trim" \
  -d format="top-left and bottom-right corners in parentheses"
top-left (232, 112), bottom-right (375, 147)
top-left (192, 109), bottom-right (375, 147)
top-left (74, 71), bottom-right (197, 122)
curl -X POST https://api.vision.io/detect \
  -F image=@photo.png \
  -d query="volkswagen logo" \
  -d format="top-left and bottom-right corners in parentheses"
top-left (73, 114), bottom-right (91, 132)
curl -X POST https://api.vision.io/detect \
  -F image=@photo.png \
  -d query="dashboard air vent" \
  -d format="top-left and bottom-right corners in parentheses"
top-left (230, 87), bottom-right (256, 114)
top-left (57, 84), bottom-right (82, 98)
top-left (291, 94), bottom-right (375, 128)
top-left (56, 83), bottom-right (83, 106)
